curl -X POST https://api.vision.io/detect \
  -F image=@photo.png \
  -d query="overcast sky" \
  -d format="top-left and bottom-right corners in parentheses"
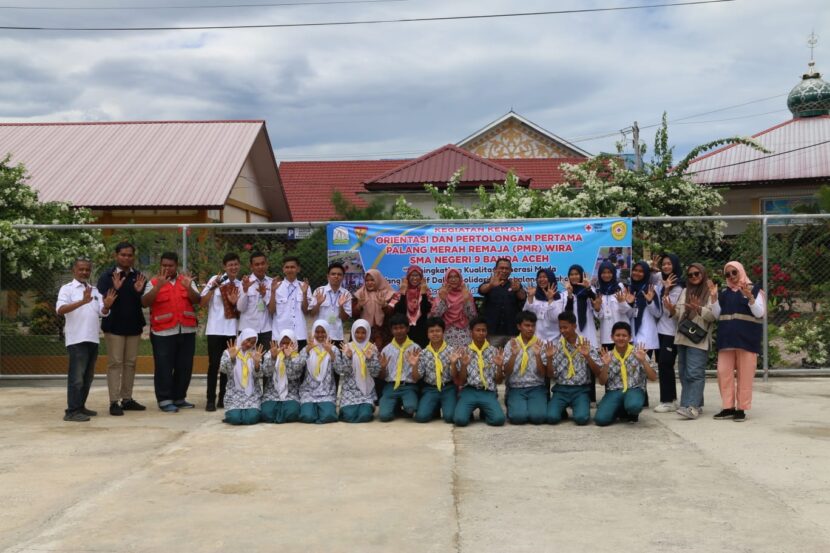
top-left (1, 0), bottom-right (828, 162)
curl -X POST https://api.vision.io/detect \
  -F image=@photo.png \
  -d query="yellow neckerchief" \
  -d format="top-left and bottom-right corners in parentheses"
top-left (275, 349), bottom-right (298, 378)
top-left (426, 341), bottom-right (448, 390)
top-left (516, 335), bottom-right (538, 375)
top-left (469, 340), bottom-right (491, 389)
top-left (236, 350), bottom-right (252, 386)
top-left (351, 341), bottom-right (370, 378)
top-left (311, 344), bottom-right (328, 377)
top-left (559, 337), bottom-right (579, 379)
top-left (392, 337), bottom-right (414, 389)
top-left (613, 344), bottom-right (635, 392)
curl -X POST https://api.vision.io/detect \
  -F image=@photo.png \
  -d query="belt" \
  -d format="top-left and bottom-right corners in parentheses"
top-left (719, 313), bottom-right (762, 324)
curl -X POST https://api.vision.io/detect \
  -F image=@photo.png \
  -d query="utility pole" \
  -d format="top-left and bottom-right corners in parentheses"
top-left (632, 121), bottom-right (642, 171)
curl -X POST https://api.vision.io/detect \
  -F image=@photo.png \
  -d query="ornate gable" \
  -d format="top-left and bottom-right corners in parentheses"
top-left (457, 111), bottom-right (590, 159)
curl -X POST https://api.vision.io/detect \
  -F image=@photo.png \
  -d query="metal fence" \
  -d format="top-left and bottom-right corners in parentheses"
top-left (2, 215), bottom-right (829, 377)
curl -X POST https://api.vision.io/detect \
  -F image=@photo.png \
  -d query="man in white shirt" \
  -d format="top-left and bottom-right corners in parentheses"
top-left (200, 252), bottom-right (242, 412)
top-left (237, 251), bottom-right (279, 347)
top-left (56, 258), bottom-right (116, 422)
top-left (269, 256), bottom-right (312, 350)
top-left (308, 262), bottom-right (352, 346)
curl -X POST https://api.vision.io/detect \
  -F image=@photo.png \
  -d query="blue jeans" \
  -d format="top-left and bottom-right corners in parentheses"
top-left (66, 342), bottom-right (98, 415)
top-left (150, 332), bottom-right (195, 407)
top-left (677, 345), bottom-right (708, 409)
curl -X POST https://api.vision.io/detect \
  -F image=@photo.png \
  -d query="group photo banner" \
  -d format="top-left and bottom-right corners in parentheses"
top-left (326, 219), bottom-right (633, 293)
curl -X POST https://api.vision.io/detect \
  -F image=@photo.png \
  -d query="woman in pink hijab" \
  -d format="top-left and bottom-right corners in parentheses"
top-left (353, 269), bottom-right (396, 350)
top-left (710, 261), bottom-right (766, 422)
top-left (391, 265), bottom-right (433, 347)
top-left (431, 268), bottom-right (477, 348)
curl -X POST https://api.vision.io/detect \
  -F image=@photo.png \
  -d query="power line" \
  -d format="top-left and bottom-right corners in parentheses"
top-left (672, 109), bottom-right (788, 126)
top-left (0, 0), bottom-right (736, 31)
top-left (686, 139), bottom-right (830, 176)
top-left (0, 0), bottom-right (410, 10)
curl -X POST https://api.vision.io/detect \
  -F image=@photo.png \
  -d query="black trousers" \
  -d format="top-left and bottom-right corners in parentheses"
top-left (206, 334), bottom-right (233, 403)
top-left (151, 332), bottom-right (195, 406)
top-left (657, 333), bottom-right (678, 403)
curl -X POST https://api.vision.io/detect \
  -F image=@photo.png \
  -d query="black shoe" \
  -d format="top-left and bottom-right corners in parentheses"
top-left (80, 407), bottom-right (98, 416)
top-left (733, 410), bottom-right (746, 422)
top-left (64, 412), bottom-right (90, 422)
top-left (206, 400), bottom-right (216, 412)
top-left (109, 402), bottom-right (124, 416)
top-left (713, 408), bottom-right (736, 420)
top-left (628, 413), bottom-right (639, 423)
top-left (217, 399), bottom-right (224, 409)
top-left (121, 399), bottom-right (146, 411)
top-left (174, 400), bottom-right (195, 409)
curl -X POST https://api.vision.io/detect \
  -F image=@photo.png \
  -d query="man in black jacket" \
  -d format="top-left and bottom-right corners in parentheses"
top-left (97, 242), bottom-right (147, 416)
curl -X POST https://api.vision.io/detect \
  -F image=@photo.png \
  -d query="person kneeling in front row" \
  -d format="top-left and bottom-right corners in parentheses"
top-left (378, 314), bottom-right (422, 422)
top-left (594, 322), bottom-right (657, 426)
top-left (453, 316), bottom-right (507, 427)
top-left (260, 330), bottom-right (302, 423)
top-left (219, 328), bottom-right (264, 425)
top-left (503, 311), bottom-right (550, 425)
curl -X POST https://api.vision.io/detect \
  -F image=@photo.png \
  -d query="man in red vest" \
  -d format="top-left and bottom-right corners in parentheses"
top-left (141, 252), bottom-right (201, 412)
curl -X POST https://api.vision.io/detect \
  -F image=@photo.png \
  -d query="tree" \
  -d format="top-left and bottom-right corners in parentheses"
top-left (0, 155), bottom-right (103, 283)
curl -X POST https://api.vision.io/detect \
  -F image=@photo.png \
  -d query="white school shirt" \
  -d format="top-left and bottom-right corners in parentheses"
top-left (272, 279), bottom-right (313, 340)
top-left (201, 276), bottom-right (242, 336)
top-left (56, 279), bottom-right (109, 346)
top-left (308, 284), bottom-right (353, 341)
top-left (621, 296), bottom-right (661, 351)
top-left (656, 284), bottom-right (684, 336)
top-left (237, 275), bottom-right (273, 333)
top-left (596, 283), bottom-right (629, 345)
top-left (568, 289), bottom-right (599, 347)
top-left (522, 296), bottom-right (563, 342)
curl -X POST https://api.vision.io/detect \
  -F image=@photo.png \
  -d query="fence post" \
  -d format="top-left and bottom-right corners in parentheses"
top-left (181, 225), bottom-right (189, 273)
top-left (761, 215), bottom-right (769, 382)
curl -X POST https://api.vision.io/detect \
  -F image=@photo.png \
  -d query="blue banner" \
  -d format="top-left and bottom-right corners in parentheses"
top-left (326, 219), bottom-right (632, 293)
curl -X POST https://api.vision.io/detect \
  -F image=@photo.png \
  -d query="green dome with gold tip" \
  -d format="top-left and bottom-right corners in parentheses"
top-left (788, 61), bottom-right (830, 118)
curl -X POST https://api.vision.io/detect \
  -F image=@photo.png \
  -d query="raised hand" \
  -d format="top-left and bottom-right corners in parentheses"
top-left (663, 273), bottom-right (677, 290)
top-left (577, 336), bottom-right (591, 357)
top-left (565, 281), bottom-right (573, 297)
top-left (494, 347), bottom-right (505, 367)
top-left (365, 343), bottom-right (377, 359)
top-left (283, 341), bottom-right (297, 357)
top-left (544, 285), bottom-right (557, 301)
top-left (531, 340), bottom-right (543, 355)
top-left (379, 353), bottom-right (390, 370)
top-left (438, 286), bottom-right (449, 301)
top-left (615, 288), bottom-right (627, 304)
top-left (526, 286), bottom-right (536, 303)
top-left (252, 344), bottom-right (265, 365)
top-left (644, 284), bottom-right (656, 303)
top-left (155, 268), bottom-right (171, 287)
top-left (269, 339), bottom-right (280, 357)
top-left (82, 285), bottom-right (93, 304)
top-left (708, 280), bottom-right (718, 300)
top-left (449, 348), bottom-right (462, 364)
top-left (103, 288), bottom-right (117, 308)
top-left (178, 272), bottom-right (193, 290)
top-left (226, 338), bottom-right (238, 358)
top-left (624, 286), bottom-right (636, 304)
top-left (662, 295), bottom-right (674, 311)
top-left (460, 349), bottom-right (471, 366)
top-left (545, 339), bottom-right (557, 358)
top-left (634, 342), bottom-right (648, 362)
top-left (592, 295), bottom-right (602, 311)
top-left (242, 275), bottom-right (253, 293)
top-left (600, 347), bottom-right (612, 366)
top-left (509, 278), bottom-right (521, 292)
top-left (340, 342), bottom-right (353, 358)
top-left (210, 274), bottom-right (222, 290)
top-left (134, 273), bottom-right (146, 293)
top-left (112, 271), bottom-right (125, 291)
top-left (741, 283), bottom-right (754, 300)
top-left (338, 293), bottom-right (349, 307)
top-left (407, 348), bottom-right (421, 367)
top-left (257, 280), bottom-right (267, 297)
top-left (420, 282), bottom-right (430, 295)
top-left (650, 254), bottom-right (661, 272)
top-left (581, 272), bottom-right (591, 288)
top-left (489, 269), bottom-right (501, 286)
top-left (314, 289), bottom-right (325, 306)
top-left (322, 338), bottom-right (334, 355)
top-left (399, 279), bottom-right (408, 294)
top-left (227, 285), bottom-right (240, 305)
top-left (462, 286), bottom-right (473, 302)
top-left (301, 278), bottom-right (310, 295)
top-left (271, 276), bottom-right (282, 292)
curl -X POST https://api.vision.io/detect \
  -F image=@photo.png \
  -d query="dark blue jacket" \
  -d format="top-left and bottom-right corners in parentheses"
top-left (97, 267), bottom-right (146, 336)
top-left (716, 285), bottom-right (763, 354)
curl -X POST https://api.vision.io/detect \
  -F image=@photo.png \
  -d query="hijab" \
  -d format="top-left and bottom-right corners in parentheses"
top-left (308, 320), bottom-right (332, 382)
top-left (597, 261), bottom-right (619, 296)
top-left (441, 268), bottom-right (472, 329)
top-left (535, 268), bottom-right (560, 302)
top-left (724, 261), bottom-right (752, 292)
top-left (568, 264), bottom-right (591, 331)
top-left (660, 253), bottom-right (685, 289)
top-left (354, 269), bottom-right (395, 327)
top-left (349, 319), bottom-right (375, 396)
top-left (405, 265), bottom-right (430, 326)
top-left (629, 260), bottom-right (655, 335)
top-left (272, 329), bottom-right (297, 399)
top-left (234, 328), bottom-right (258, 397)
top-left (683, 263), bottom-right (711, 320)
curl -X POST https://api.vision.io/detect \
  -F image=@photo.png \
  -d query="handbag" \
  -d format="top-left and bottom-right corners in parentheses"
top-left (678, 318), bottom-right (707, 344)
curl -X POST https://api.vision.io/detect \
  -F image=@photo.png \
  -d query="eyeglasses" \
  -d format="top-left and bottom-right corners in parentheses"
top-left (687, 271), bottom-right (701, 277)
top-left (724, 269), bottom-right (739, 277)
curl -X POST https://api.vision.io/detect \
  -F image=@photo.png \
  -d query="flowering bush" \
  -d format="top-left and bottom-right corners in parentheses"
top-left (780, 314), bottom-right (830, 367)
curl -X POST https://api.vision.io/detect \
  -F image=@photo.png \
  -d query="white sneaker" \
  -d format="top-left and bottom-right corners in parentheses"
top-left (653, 402), bottom-right (676, 413)
top-left (677, 406), bottom-right (700, 420)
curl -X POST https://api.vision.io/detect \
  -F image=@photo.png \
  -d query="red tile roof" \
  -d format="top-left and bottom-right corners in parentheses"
top-left (0, 120), bottom-right (270, 208)
top-left (363, 144), bottom-right (531, 189)
top-left (278, 159), bottom-right (403, 221)
top-left (280, 153), bottom-right (587, 221)
top-left (686, 115), bottom-right (830, 185)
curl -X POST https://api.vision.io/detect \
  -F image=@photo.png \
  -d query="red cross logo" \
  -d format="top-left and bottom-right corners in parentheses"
top-left (584, 224), bottom-right (593, 232)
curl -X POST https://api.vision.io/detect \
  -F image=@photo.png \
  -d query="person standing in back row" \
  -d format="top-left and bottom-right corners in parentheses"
top-left (478, 258), bottom-right (526, 348)
top-left (96, 242), bottom-right (148, 416)
top-left (270, 256), bottom-right (313, 351)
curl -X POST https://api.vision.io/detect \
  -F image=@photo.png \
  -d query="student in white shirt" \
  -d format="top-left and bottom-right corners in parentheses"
top-left (308, 261), bottom-right (353, 346)
top-left (200, 253), bottom-right (242, 412)
top-left (269, 256), bottom-right (313, 350)
top-left (237, 251), bottom-right (277, 346)
top-left (56, 258), bottom-right (116, 422)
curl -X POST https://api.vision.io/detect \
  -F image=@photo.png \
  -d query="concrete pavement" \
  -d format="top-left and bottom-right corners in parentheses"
top-left (1, 378), bottom-right (828, 553)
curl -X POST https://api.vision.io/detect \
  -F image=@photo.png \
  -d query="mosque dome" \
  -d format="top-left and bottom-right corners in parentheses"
top-left (787, 61), bottom-right (830, 118)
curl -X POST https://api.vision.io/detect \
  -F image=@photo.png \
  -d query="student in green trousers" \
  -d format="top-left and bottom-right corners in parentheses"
top-left (411, 317), bottom-right (462, 423)
top-left (502, 311), bottom-right (552, 425)
top-left (453, 316), bottom-right (507, 427)
top-left (594, 322), bottom-right (658, 426)
top-left (547, 311), bottom-right (603, 425)
top-left (378, 313), bottom-right (422, 422)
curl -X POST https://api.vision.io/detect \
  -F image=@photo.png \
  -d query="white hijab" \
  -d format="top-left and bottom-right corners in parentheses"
top-left (272, 329), bottom-right (297, 400)
top-left (308, 319), bottom-right (332, 382)
top-left (350, 319), bottom-right (375, 396)
top-left (234, 328), bottom-right (258, 397)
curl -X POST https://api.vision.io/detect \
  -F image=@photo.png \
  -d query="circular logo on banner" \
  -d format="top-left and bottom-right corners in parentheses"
top-left (611, 220), bottom-right (628, 241)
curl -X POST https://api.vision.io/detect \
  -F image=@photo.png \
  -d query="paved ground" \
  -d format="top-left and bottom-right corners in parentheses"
top-left (1, 377), bottom-right (829, 553)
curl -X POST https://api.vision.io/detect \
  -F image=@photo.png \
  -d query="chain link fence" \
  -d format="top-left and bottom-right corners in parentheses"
top-left (2, 215), bottom-right (829, 376)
